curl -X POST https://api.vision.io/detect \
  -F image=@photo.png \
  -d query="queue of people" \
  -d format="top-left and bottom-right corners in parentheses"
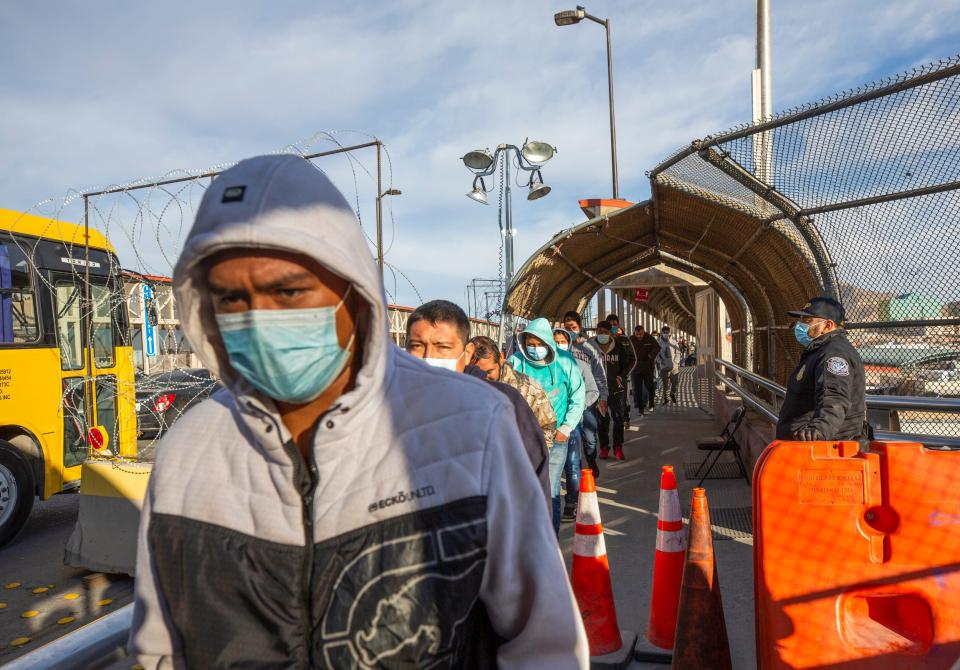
top-left (124, 152), bottom-right (876, 670)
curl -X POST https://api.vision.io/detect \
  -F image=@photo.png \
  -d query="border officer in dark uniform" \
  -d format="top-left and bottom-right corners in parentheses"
top-left (777, 297), bottom-right (867, 441)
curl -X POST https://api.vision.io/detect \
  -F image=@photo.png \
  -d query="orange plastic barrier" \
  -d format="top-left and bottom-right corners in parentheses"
top-left (754, 440), bottom-right (960, 669)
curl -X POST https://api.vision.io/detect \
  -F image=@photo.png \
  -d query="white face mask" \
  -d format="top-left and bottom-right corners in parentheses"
top-left (424, 357), bottom-right (459, 371)
top-left (423, 350), bottom-right (464, 371)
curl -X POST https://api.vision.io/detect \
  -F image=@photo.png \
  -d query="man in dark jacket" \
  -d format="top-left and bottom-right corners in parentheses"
top-left (589, 320), bottom-right (632, 460)
top-left (630, 325), bottom-right (659, 414)
top-left (777, 297), bottom-right (867, 441)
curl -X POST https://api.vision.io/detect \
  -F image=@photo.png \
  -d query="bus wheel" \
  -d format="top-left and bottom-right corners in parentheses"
top-left (0, 443), bottom-right (35, 547)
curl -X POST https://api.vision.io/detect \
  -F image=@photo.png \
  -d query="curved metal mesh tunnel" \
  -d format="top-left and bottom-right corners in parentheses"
top-left (506, 54), bottom-right (960, 429)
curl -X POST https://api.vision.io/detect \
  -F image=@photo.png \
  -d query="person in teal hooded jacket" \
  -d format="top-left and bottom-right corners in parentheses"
top-left (508, 317), bottom-right (586, 533)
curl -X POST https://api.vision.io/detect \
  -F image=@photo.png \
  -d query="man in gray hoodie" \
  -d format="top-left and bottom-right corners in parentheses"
top-left (129, 155), bottom-right (587, 668)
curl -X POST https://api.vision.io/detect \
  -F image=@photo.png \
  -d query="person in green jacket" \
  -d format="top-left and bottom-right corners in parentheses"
top-left (508, 317), bottom-right (585, 532)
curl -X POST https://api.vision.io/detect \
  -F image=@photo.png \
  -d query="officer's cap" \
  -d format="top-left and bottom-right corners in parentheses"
top-left (787, 297), bottom-right (845, 324)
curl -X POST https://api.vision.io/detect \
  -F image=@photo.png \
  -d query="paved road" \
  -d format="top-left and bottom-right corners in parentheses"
top-left (0, 493), bottom-right (134, 664)
top-left (0, 437), bottom-right (161, 664)
top-left (556, 369), bottom-right (757, 669)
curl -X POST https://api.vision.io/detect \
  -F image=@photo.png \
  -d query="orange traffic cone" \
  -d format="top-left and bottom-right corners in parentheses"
top-left (671, 487), bottom-right (732, 670)
top-left (571, 468), bottom-right (636, 669)
top-left (647, 465), bottom-right (686, 649)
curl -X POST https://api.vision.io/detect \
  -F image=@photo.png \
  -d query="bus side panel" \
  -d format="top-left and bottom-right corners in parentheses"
top-left (0, 346), bottom-right (67, 499)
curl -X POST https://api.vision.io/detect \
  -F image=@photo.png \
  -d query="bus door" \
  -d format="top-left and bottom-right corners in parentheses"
top-left (53, 273), bottom-right (121, 480)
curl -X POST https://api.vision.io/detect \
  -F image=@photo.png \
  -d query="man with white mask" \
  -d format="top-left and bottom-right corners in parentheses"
top-left (405, 300), bottom-right (553, 504)
top-left (129, 155), bottom-right (587, 668)
top-left (404, 299), bottom-right (473, 372)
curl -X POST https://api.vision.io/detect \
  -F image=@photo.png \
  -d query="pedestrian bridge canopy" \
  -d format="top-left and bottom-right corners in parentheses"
top-left (506, 56), bottom-right (960, 415)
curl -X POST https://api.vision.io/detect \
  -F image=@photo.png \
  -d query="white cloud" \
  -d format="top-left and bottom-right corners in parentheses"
top-left (2, 0), bottom-right (959, 310)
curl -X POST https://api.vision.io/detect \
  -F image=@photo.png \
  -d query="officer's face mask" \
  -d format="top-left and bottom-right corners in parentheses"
top-left (793, 321), bottom-right (814, 347)
top-left (216, 286), bottom-right (355, 404)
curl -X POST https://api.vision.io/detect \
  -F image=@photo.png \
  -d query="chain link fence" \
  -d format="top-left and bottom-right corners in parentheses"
top-left (650, 55), bottom-right (960, 437)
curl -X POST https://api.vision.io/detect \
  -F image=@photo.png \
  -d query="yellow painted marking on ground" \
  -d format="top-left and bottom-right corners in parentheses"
top-left (131, 664), bottom-right (145, 670)
top-left (21, 610), bottom-right (39, 618)
top-left (4, 582), bottom-right (20, 589)
top-left (11, 636), bottom-right (30, 647)
top-left (63, 593), bottom-right (80, 600)
top-left (0, 603), bottom-right (6, 609)
top-left (32, 587), bottom-right (49, 594)
top-left (57, 616), bottom-right (75, 625)
top-left (97, 598), bottom-right (113, 607)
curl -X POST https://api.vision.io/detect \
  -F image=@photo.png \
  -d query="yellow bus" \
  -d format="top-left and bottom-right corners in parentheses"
top-left (0, 209), bottom-right (136, 545)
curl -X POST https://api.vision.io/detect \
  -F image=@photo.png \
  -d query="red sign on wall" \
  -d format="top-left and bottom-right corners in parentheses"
top-left (634, 288), bottom-right (649, 302)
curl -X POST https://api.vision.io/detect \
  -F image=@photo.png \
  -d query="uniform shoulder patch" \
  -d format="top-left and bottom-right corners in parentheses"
top-left (826, 357), bottom-right (850, 376)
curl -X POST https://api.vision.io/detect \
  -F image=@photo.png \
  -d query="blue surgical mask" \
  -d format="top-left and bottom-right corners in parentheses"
top-left (526, 345), bottom-right (549, 361)
top-left (597, 334), bottom-right (611, 345)
top-left (610, 326), bottom-right (619, 335)
top-left (216, 287), bottom-right (355, 403)
top-left (794, 321), bottom-right (813, 347)
top-left (556, 341), bottom-right (569, 351)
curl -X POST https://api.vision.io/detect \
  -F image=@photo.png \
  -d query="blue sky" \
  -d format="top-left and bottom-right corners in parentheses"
top-left (2, 1), bottom-right (959, 309)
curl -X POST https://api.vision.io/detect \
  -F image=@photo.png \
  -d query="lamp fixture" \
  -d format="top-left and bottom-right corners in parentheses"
top-left (462, 149), bottom-right (494, 172)
top-left (553, 7), bottom-right (585, 25)
top-left (520, 139), bottom-right (556, 164)
top-left (466, 176), bottom-right (489, 205)
top-left (527, 171), bottom-right (551, 201)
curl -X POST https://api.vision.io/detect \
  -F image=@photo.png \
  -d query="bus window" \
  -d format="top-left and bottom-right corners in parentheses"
top-left (0, 242), bottom-right (39, 344)
top-left (95, 375), bottom-right (118, 453)
top-left (91, 284), bottom-right (115, 368)
top-left (62, 377), bottom-right (87, 468)
top-left (55, 283), bottom-right (84, 370)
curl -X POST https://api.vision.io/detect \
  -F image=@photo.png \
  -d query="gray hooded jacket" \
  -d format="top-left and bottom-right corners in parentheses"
top-left (128, 155), bottom-right (587, 669)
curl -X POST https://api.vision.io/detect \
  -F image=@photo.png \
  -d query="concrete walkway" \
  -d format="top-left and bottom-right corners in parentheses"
top-left (559, 368), bottom-right (757, 669)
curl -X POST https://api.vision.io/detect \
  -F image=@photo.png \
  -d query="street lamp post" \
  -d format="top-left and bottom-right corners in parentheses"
top-left (554, 5), bottom-right (619, 199)
top-left (462, 140), bottom-right (556, 347)
top-left (375, 187), bottom-right (401, 277)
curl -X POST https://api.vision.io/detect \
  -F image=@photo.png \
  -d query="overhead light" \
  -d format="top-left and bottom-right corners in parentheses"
top-left (467, 176), bottom-right (489, 205)
top-left (553, 8), bottom-right (585, 25)
top-left (521, 139), bottom-right (556, 164)
top-left (527, 171), bottom-right (551, 201)
top-left (462, 149), bottom-right (494, 172)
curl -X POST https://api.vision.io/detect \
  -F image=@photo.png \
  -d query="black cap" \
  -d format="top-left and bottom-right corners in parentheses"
top-left (787, 297), bottom-right (845, 323)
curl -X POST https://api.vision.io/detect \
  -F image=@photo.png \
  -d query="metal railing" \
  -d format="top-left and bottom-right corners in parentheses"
top-left (714, 359), bottom-right (960, 448)
top-left (3, 604), bottom-right (133, 670)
